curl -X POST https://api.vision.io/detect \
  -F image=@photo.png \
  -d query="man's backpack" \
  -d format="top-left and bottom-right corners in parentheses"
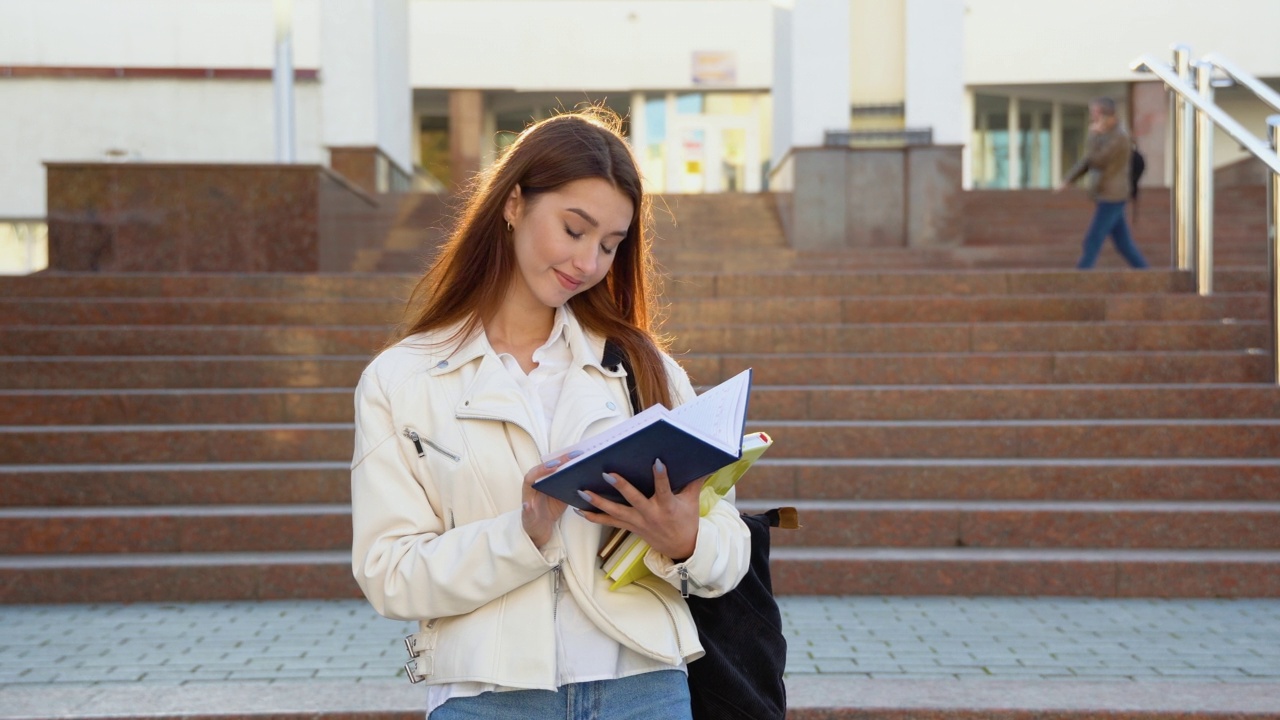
top-left (1129, 143), bottom-right (1146, 224)
top-left (1129, 143), bottom-right (1146, 200)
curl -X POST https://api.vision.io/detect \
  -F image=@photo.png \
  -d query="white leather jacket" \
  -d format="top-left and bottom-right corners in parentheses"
top-left (350, 311), bottom-right (751, 690)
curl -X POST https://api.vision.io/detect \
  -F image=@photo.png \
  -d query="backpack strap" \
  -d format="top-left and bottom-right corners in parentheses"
top-left (602, 339), bottom-right (641, 414)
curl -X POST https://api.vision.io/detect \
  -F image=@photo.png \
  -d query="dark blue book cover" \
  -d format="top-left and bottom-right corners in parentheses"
top-left (533, 420), bottom-right (741, 511)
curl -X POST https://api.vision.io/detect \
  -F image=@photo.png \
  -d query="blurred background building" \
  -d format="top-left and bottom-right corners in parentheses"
top-left (2, 0), bottom-right (1278, 272)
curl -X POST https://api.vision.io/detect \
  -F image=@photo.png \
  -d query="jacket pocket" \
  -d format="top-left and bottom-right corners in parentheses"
top-left (402, 427), bottom-right (461, 462)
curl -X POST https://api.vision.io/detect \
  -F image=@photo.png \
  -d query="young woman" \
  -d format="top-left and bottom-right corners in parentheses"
top-left (350, 108), bottom-right (751, 719)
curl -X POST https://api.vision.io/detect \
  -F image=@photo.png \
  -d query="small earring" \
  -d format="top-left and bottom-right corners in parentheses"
top-left (506, 221), bottom-right (514, 233)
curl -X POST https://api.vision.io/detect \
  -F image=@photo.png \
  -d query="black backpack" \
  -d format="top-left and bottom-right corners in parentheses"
top-left (602, 340), bottom-right (794, 720)
top-left (1129, 143), bottom-right (1146, 224)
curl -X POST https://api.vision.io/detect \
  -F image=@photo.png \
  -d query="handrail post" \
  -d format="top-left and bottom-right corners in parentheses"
top-left (1192, 61), bottom-right (1214, 295)
top-left (1172, 45), bottom-right (1194, 270)
top-left (1269, 116), bottom-right (1280, 384)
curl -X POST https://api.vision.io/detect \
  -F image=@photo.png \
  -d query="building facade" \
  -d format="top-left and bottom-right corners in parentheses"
top-left (2, 0), bottom-right (1278, 271)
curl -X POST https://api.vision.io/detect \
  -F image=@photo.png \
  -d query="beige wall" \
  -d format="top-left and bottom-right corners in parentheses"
top-left (849, 0), bottom-right (905, 108)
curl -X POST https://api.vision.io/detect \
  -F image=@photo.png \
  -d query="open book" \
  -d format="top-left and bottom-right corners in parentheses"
top-left (600, 431), bottom-right (773, 590)
top-left (533, 368), bottom-right (753, 511)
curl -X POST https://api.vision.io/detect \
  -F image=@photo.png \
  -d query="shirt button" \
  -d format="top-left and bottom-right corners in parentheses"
top-left (606, 401), bottom-right (617, 410)
top-left (436, 360), bottom-right (448, 369)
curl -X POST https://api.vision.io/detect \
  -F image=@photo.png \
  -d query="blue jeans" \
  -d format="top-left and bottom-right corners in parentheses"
top-left (1077, 200), bottom-right (1148, 269)
top-left (429, 670), bottom-right (693, 720)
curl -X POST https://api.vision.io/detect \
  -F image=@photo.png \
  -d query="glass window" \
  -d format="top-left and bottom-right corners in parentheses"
top-left (972, 94), bottom-right (1009, 189)
top-left (1019, 100), bottom-right (1053, 189)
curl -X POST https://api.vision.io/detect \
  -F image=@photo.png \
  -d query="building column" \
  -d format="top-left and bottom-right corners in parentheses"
top-left (1050, 102), bottom-right (1063, 183)
top-left (320, 0), bottom-right (411, 187)
top-left (1130, 80), bottom-right (1168, 187)
top-left (449, 90), bottom-right (484, 192)
top-left (904, 0), bottom-right (965, 145)
top-left (771, 0), bottom-right (851, 168)
top-left (1008, 96), bottom-right (1021, 189)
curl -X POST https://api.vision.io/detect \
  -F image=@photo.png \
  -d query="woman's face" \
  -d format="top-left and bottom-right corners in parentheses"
top-left (503, 177), bottom-right (634, 310)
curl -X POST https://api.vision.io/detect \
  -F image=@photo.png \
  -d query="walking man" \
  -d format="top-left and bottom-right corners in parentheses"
top-left (1056, 97), bottom-right (1148, 270)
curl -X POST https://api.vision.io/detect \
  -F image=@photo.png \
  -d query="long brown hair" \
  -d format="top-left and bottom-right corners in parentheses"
top-left (396, 107), bottom-right (673, 409)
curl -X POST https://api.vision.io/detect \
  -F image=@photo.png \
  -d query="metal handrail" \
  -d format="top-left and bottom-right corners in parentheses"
top-left (1131, 55), bottom-right (1280, 175)
top-left (1201, 53), bottom-right (1280, 115)
top-left (1131, 53), bottom-right (1280, 384)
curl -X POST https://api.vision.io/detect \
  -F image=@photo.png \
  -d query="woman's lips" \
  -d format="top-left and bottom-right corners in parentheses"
top-left (555, 270), bottom-right (583, 290)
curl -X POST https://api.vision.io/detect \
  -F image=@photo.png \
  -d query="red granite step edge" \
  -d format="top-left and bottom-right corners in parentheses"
top-left (0, 268), bottom-right (1209, 298)
top-left (5, 420), bottom-right (1279, 464)
top-left (6, 501), bottom-right (1277, 555)
top-left (5, 459), bottom-right (1279, 508)
top-left (670, 321), bottom-right (1266, 354)
top-left (0, 464), bottom-right (350, 506)
top-left (4, 320), bottom-right (1264, 357)
top-left (741, 460), bottom-right (1280, 502)
top-left (1, 351), bottom-right (1268, 389)
top-left (768, 548), bottom-right (1280, 597)
top-left (0, 294), bottom-right (1263, 327)
top-left (736, 500), bottom-right (1280, 550)
top-left (11, 385), bottom-right (1280, 426)
top-left (0, 505), bottom-right (353, 554)
top-left (4, 549), bottom-right (1278, 603)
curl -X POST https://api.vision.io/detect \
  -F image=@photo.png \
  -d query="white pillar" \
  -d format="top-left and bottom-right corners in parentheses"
top-left (771, 0), bottom-right (851, 168)
top-left (1050, 101), bottom-right (1063, 183)
top-left (629, 91), bottom-right (647, 160)
top-left (320, 0), bottom-right (411, 173)
top-left (904, 0), bottom-right (965, 145)
top-left (1008, 96), bottom-right (1021, 189)
top-left (273, 0), bottom-right (296, 163)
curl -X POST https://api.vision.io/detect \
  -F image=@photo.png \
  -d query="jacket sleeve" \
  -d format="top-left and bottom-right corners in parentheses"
top-left (350, 368), bottom-right (558, 622)
top-left (641, 356), bottom-right (752, 598)
top-left (1065, 131), bottom-right (1126, 185)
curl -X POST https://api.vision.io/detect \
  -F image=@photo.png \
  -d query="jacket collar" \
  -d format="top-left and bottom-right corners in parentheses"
top-left (426, 305), bottom-right (625, 380)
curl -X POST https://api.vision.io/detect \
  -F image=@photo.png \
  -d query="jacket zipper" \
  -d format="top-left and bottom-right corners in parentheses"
top-left (551, 564), bottom-right (562, 621)
top-left (402, 428), bottom-right (460, 462)
top-left (678, 567), bottom-right (689, 598)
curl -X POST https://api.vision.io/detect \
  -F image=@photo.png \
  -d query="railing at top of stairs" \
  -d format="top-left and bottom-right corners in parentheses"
top-left (1132, 47), bottom-right (1280, 383)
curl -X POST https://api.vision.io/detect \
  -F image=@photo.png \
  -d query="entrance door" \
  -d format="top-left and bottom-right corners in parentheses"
top-left (666, 114), bottom-right (761, 193)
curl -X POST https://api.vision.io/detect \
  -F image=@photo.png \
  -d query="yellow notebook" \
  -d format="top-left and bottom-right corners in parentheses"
top-left (599, 432), bottom-right (773, 590)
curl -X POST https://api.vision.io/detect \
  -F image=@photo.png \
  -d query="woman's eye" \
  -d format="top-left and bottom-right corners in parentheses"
top-left (565, 225), bottom-right (584, 240)
top-left (600, 244), bottom-right (616, 256)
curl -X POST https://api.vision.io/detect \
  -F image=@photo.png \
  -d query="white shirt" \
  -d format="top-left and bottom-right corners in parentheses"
top-left (426, 307), bottom-right (678, 714)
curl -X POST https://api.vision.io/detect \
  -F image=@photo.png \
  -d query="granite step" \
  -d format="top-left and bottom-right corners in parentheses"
top-left (7, 269), bottom-right (1254, 299)
top-left (736, 499), bottom-right (1280, 550)
top-left (2, 351), bottom-right (1269, 389)
top-left (767, 547), bottom-right (1280, 597)
top-left (2, 547), bottom-right (1278, 602)
top-left (10, 384), bottom-right (1280, 426)
top-left (685, 351), bottom-right (1270, 386)
top-left (4, 419), bottom-right (1278, 464)
top-left (2, 320), bottom-right (1265, 357)
top-left (5, 500), bottom-right (1277, 555)
top-left (5, 459), bottom-right (1280, 508)
top-left (0, 293), bottom-right (1265, 327)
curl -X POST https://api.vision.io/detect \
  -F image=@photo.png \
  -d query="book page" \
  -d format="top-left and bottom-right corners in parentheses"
top-left (541, 402), bottom-right (670, 465)
top-left (668, 368), bottom-right (752, 453)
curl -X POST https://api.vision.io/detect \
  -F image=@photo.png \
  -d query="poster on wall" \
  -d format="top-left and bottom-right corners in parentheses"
top-left (692, 51), bottom-right (736, 86)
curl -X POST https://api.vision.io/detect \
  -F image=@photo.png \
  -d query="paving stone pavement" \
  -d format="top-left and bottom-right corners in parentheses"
top-left (1, 597), bottom-right (1277, 689)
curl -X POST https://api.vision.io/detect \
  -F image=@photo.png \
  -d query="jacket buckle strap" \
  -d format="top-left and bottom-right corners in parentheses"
top-left (404, 653), bottom-right (433, 684)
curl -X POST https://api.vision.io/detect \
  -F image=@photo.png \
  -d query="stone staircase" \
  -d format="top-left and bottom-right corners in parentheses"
top-left (3, 261), bottom-right (1279, 602)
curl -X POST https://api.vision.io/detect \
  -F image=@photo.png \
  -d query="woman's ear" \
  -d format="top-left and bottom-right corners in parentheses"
top-left (503, 184), bottom-right (523, 226)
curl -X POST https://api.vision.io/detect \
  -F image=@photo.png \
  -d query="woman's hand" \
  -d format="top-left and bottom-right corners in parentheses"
top-left (576, 459), bottom-right (703, 561)
top-left (522, 452), bottom-right (578, 548)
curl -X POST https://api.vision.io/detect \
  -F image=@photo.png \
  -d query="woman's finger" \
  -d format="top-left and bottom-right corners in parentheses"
top-left (650, 458), bottom-right (674, 498)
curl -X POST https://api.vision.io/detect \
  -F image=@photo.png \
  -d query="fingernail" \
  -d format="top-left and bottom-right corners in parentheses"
top-left (568, 450), bottom-right (584, 459)
top-left (654, 458), bottom-right (666, 473)
top-left (577, 490), bottom-right (592, 502)
top-left (522, 502), bottom-right (530, 511)
top-left (573, 508), bottom-right (586, 517)
top-left (545, 459), bottom-right (561, 469)
top-left (601, 473), bottom-right (617, 485)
